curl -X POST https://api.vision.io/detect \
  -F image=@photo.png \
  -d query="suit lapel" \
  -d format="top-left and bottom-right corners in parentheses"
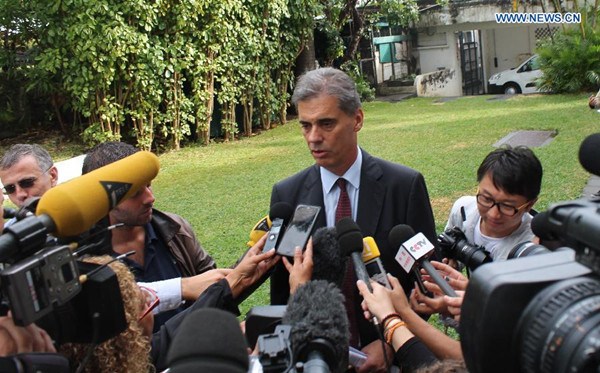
top-left (357, 150), bottom-right (384, 236)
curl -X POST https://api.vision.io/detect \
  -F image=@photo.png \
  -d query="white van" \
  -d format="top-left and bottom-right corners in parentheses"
top-left (488, 54), bottom-right (542, 95)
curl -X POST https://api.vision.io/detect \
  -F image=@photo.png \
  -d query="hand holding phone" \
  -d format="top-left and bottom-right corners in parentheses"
top-left (276, 205), bottom-right (321, 257)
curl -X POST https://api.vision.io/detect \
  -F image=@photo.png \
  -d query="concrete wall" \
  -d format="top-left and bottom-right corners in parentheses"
top-left (415, 30), bottom-right (462, 96)
top-left (415, 68), bottom-right (462, 97)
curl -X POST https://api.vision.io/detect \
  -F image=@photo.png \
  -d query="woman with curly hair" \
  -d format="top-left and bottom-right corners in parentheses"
top-left (59, 255), bottom-right (155, 373)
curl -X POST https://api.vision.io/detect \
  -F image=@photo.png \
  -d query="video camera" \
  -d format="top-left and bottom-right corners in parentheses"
top-left (0, 210), bottom-right (127, 346)
top-left (460, 133), bottom-right (600, 373)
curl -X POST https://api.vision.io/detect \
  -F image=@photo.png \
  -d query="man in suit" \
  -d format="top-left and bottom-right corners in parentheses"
top-left (270, 67), bottom-right (437, 372)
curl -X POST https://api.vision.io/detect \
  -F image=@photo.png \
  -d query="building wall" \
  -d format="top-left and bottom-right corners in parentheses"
top-left (415, 30), bottom-right (462, 96)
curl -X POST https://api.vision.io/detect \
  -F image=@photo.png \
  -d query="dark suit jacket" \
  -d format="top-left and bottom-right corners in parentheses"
top-left (269, 149), bottom-right (437, 346)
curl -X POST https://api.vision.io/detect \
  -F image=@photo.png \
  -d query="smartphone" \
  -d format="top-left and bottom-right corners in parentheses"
top-left (276, 204), bottom-right (321, 257)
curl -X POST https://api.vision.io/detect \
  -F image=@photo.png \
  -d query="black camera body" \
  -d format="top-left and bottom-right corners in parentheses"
top-left (437, 226), bottom-right (493, 270)
top-left (460, 197), bottom-right (600, 373)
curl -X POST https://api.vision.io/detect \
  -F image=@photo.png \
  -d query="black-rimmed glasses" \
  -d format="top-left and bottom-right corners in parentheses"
top-left (476, 193), bottom-right (530, 216)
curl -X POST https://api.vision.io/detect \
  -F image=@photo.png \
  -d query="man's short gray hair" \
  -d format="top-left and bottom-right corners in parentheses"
top-left (0, 144), bottom-right (53, 171)
top-left (291, 67), bottom-right (361, 117)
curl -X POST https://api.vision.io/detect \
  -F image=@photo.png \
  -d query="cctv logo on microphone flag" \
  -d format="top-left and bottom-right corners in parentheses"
top-left (101, 181), bottom-right (133, 209)
top-left (395, 232), bottom-right (434, 272)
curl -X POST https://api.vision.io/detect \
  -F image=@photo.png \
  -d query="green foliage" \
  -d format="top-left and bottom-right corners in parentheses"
top-left (341, 60), bottom-right (376, 102)
top-left (378, 0), bottom-right (420, 27)
top-left (537, 25), bottom-right (600, 93)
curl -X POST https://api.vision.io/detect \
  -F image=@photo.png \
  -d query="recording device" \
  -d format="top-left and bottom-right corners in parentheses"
top-left (0, 353), bottom-right (70, 373)
top-left (0, 152), bottom-right (158, 345)
top-left (391, 225), bottom-right (457, 297)
top-left (362, 237), bottom-right (391, 288)
top-left (437, 226), bottom-right (493, 271)
top-left (263, 202), bottom-right (294, 253)
top-left (336, 217), bottom-right (373, 292)
top-left (251, 281), bottom-right (349, 373)
top-left (166, 308), bottom-right (249, 373)
top-left (276, 204), bottom-right (321, 257)
top-left (460, 132), bottom-right (600, 373)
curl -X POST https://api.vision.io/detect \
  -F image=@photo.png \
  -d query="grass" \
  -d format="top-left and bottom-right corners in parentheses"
top-left (149, 93), bottom-right (598, 316)
top-left (4, 93), bottom-right (596, 323)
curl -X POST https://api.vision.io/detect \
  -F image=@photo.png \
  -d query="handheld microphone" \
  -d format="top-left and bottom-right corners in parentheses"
top-left (263, 202), bottom-right (294, 253)
top-left (0, 151), bottom-right (159, 262)
top-left (335, 217), bottom-right (372, 293)
top-left (362, 237), bottom-right (391, 289)
top-left (247, 215), bottom-right (271, 247)
top-left (312, 226), bottom-right (347, 288)
top-left (283, 280), bottom-right (349, 373)
top-left (390, 225), bottom-right (457, 297)
top-left (166, 308), bottom-right (249, 373)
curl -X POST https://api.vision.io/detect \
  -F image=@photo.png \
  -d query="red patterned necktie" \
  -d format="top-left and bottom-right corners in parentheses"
top-left (335, 178), bottom-right (360, 347)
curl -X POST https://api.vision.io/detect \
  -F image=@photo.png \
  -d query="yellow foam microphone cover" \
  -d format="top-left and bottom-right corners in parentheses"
top-left (36, 151), bottom-right (160, 237)
top-left (247, 215), bottom-right (272, 247)
top-left (362, 236), bottom-right (381, 262)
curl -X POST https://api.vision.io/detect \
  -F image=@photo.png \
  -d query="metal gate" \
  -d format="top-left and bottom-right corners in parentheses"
top-left (459, 31), bottom-right (484, 95)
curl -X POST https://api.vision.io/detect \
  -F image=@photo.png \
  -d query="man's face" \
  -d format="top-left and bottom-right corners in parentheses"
top-left (297, 94), bottom-right (363, 176)
top-left (109, 184), bottom-right (155, 226)
top-left (476, 173), bottom-right (534, 238)
top-left (0, 155), bottom-right (58, 207)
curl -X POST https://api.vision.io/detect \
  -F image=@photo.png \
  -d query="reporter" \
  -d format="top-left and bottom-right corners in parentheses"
top-left (358, 274), bottom-right (463, 361)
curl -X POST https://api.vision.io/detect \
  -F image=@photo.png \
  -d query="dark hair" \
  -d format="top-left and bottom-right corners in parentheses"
top-left (82, 142), bottom-right (138, 174)
top-left (291, 67), bottom-right (361, 117)
top-left (477, 146), bottom-right (543, 200)
top-left (0, 144), bottom-right (53, 171)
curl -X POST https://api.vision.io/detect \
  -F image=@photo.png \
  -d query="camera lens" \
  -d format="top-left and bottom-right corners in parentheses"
top-left (508, 242), bottom-right (551, 259)
top-left (517, 277), bottom-right (600, 373)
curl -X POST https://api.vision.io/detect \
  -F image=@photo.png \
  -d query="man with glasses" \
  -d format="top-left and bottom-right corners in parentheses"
top-left (0, 144), bottom-right (59, 227)
top-left (444, 146), bottom-right (543, 261)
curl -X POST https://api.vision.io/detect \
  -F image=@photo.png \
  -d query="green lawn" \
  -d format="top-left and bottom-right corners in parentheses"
top-left (148, 93), bottom-right (599, 316)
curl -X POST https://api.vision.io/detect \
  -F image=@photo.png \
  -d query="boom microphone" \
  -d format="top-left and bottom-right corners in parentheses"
top-left (390, 224), bottom-right (457, 297)
top-left (336, 218), bottom-right (372, 293)
top-left (0, 152), bottom-right (159, 262)
top-left (578, 133), bottom-right (600, 177)
top-left (283, 280), bottom-right (349, 373)
top-left (362, 237), bottom-right (391, 289)
top-left (166, 308), bottom-right (249, 373)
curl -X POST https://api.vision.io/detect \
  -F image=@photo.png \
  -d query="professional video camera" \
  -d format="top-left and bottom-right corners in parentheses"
top-left (0, 151), bottom-right (159, 346)
top-left (460, 133), bottom-right (600, 373)
top-left (437, 226), bottom-right (493, 271)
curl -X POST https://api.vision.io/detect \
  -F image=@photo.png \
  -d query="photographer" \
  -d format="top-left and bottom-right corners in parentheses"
top-left (445, 146), bottom-right (543, 261)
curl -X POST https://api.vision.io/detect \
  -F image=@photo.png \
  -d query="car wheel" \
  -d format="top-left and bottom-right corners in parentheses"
top-left (504, 84), bottom-right (521, 95)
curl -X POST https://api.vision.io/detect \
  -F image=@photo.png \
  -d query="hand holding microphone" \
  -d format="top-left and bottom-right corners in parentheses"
top-left (390, 225), bottom-right (457, 297)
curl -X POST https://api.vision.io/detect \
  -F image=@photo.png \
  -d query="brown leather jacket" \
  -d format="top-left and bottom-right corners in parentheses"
top-left (151, 209), bottom-right (216, 276)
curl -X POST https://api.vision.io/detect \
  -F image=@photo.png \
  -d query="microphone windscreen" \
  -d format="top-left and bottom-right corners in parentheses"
top-left (579, 133), bottom-right (600, 176)
top-left (312, 227), bottom-right (347, 288)
top-left (388, 224), bottom-right (416, 250)
top-left (335, 217), bottom-right (363, 255)
top-left (283, 280), bottom-right (349, 373)
top-left (166, 308), bottom-right (249, 373)
top-left (35, 151), bottom-right (159, 237)
top-left (269, 202), bottom-right (294, 223)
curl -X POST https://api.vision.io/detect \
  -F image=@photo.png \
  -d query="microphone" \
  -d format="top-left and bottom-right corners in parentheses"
top-left (389, 225), bottom-right (457, 297)
top-left (263, 202), bottom-right (294, 252)
top-left (335, 217), bottom-right (372, 293)
top-left (311, 226), bottom-right (347, 288)
top-left (362, 237), bottom-right (391, 289)
top-left (3, 207), bottom-right (17, 219)
top-left (166, 308), bottom-right (249, 373)
top-left (578, 133), bottom-right (600, 176)
top-left (0, 151), bottom-right (159, 262)
top-left (247, 215), bottom-right (271, 247)
top-left (283, 280), bottom-right (349, 373)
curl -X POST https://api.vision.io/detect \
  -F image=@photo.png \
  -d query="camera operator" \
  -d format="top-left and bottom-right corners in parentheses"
top-left (444, 146), bottom-right (543, 262)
